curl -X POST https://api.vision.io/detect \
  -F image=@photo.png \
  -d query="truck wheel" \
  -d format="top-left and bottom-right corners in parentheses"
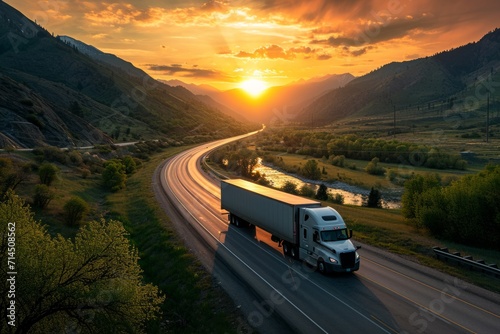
top-left (317, 259), bottom-right (326, 274)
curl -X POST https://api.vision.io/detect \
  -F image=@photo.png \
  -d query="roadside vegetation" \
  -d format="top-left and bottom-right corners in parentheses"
top-left (0, 142), bottom-right (248, 333)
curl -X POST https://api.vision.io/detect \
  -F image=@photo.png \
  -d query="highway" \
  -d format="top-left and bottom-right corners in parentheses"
top-left (153, 132), bottom-right (500, 333)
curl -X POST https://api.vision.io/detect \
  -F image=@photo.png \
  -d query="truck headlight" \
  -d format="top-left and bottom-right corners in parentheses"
top-left (329, 257), bottom-right (338, 264)
top-left (355, 251), bottom-right (360, 261)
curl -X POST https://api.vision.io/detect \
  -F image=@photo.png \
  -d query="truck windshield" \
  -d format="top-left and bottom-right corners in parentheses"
top-left (321, 229), bottom-right (349, 241)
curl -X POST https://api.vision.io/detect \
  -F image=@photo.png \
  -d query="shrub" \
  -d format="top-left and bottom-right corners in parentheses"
top-left (32, 184), bottom-right (54, 210)
top-left (282, 181), bottom-right (298, 194)
top-left (365, 157), bottom-right (386, 176)
top-left (63, 196), bottom-right (89, 226)
top-left (81, 168), bottom-right (91, 179)
top-left (102, 161), bottom-right (127, 191)
top-left (299, 184), bottom-right (316, 198)
top-left (330, 193), bottom-right (344, 204)
top-left (301, 159), bottom-right (321, 180)
top-left (122, 155), bottom-right (137, 174)
top-left (330, 155), bottom-right (345, 167)
top-left (38, 163), bottom-right (59, 186)
top-left (68, 151), bottom-right (83, 166)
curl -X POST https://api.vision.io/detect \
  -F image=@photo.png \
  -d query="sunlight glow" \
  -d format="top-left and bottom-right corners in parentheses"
top-left (240, 79), bottom-right (268, 97)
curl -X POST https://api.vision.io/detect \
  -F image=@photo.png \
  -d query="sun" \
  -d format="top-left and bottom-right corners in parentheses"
top-left (240, 79), bottom-right (268, 97)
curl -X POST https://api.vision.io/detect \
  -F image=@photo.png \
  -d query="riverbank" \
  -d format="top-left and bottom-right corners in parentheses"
top-left (256, 160), bottom-right (403, 208)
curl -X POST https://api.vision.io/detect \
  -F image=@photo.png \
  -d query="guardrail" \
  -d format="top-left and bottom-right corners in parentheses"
top-left (201, 155), bottom-right (228, 180)
top-left (433, 247), bottom-right (500, 278)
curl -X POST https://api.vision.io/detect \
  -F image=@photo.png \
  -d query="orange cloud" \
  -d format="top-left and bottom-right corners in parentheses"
top-left (84, 3), bottom-right (142, 26)
top-left (147, 64), bottom-right (236, 81)
top-left (235, 44), bottom-right (326, 60)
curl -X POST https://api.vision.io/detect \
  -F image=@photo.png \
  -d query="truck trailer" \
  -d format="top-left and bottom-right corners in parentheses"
top-left (221, 179), bottom-right (360, 274)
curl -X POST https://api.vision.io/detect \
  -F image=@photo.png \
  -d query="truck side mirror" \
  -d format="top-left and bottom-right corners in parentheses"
top-left (349, 229), bottom-right (353, 239)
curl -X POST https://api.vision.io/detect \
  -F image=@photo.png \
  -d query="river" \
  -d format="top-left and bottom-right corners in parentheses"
top-left (254, 161), bottom-right (402, 209)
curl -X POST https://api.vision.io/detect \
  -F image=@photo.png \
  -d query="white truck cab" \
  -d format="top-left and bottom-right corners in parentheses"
top-left (300, 207), bottom-right (360, 273)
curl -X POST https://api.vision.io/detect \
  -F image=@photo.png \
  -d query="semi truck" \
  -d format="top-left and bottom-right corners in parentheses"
top-left (221, 179), bottom-right (360, 274)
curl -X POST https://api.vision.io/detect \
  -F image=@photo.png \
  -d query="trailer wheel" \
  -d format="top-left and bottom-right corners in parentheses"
top-left (234, 217), bottom-right (240, 227)
top-left (317, 259), bottom-right (326, 274)
top-left (283, 242), bottom-right (289, 255)
top-left (290, 247), bottom-right (298, 259)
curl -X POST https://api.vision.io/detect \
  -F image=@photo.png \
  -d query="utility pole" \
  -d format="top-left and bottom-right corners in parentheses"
top-left (393, 104), bottom-right (396, 138)
top-left (486, 92), bottom-right (490, 143)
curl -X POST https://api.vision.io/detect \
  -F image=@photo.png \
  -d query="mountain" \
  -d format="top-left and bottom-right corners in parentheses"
top-left (0, 2), bottom-right (256, 148)
top-left (297, 29), bottom-right (500, 125)
top-left (209, 73), bottom-right (355, 123)
top-left (58, 36), bottom-right (148, 79)
top-left (161, 80), bottom-right (221, 96)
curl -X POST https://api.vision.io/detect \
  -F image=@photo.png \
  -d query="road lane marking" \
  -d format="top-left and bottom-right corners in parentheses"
top-left (370, 315), bottom-right (399, 334)
top-left (357, 273), bottom-right (476, 334)
top-left (362, 257), bottom-right (500, 319)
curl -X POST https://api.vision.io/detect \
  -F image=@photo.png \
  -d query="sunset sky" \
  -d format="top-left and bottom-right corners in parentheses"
top-left (5, 0), bottom-right (500, 90)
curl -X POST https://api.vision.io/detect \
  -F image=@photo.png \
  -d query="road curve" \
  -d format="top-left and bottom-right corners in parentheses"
top-left (153, 132), bottom-right (500, 334)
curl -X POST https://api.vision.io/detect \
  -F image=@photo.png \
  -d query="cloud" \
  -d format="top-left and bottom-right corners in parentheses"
top-left (235, 44), bottom-right (326, 60)
top-left (254, 0), bottom-right (378, 23)
top-left (200, 0), bottom-right (229, 12)
top-left (311, 14), bottom-right (437, 48)
top-left (147, 64), bottom-right (234, 80)
top-left (235, 44), bottom-right (293, 59)
top-left (91, 33), bottom-right (110, 40)
top-left (316, 53), bottom-right (332, 60)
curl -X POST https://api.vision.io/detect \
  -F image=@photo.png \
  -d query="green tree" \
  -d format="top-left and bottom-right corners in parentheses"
top-left (122, 155), bottom-right (137, 174)
top-left (365, 187), bottom-right (382, 208)
top-left (39, 162), bottom-right (59, 186)
top-left (63, 196), bottom-right (89, 226)
top-left (102, 161), bottom-right (127, 191)
top-left (0, 193), bottom-right (164, 333)
top-left (302, 159), bottom-right (321, 180)
top-left (416, 187), bottom-right (448, 236)
top-left (316, 184), bottom-right (329, 201)
top-left (32, 184), bottom-right (54, 210)
top-left (401, 174), bottom-right (441, 219)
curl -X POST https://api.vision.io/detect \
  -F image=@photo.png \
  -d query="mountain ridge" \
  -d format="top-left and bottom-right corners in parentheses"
top-left (297, 28), bottom-right (500, 124)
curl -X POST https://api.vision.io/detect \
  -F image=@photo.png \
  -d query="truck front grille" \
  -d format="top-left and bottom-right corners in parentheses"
top-left (340, 251), bottom-right (356, 269)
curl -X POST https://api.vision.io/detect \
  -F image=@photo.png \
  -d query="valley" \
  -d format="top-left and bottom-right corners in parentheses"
top-left (1, 1), bottom-right (500, 333)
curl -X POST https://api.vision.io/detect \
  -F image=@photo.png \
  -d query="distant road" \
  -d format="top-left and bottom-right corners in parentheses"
top-left (154, 132), bottom-right (500, 333)
top-left (2, 141), bottom-right (140, 152)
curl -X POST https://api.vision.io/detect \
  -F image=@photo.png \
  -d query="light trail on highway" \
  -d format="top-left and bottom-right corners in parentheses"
top-left (153, 132), bottom-right (500, 334)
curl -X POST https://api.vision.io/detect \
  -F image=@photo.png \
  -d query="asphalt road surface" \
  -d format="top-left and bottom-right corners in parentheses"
top-left (153, 132), bottom-right (500, 334)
